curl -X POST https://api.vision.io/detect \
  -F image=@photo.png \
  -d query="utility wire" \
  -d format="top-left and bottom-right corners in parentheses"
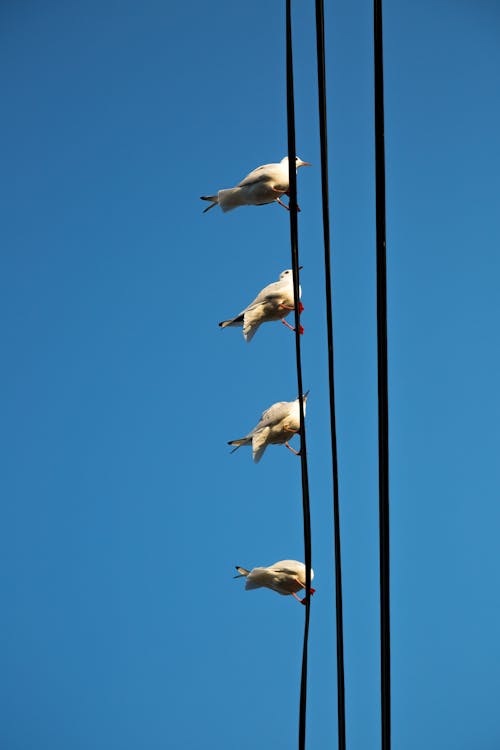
top-left (285, 2), bottom-right (312, 749)
top-left (373, 1), bottom-right (391, 749)
top-left (314, 2), bottom-right (346, 749)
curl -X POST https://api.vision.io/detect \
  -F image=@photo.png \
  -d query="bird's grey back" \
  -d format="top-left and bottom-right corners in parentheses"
top-left (238, 161), bottom-right (284, 188)
top-left (256, 401), bottom-right (293, 429)
top-left (246, 277), bottom-right (290, 309)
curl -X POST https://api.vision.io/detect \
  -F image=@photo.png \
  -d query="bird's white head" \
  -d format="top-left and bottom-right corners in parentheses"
top-left (295, 156), bottom-right (311, 168)
top-left (293, 390), bottom-right (309, 419)
top-left (280, 156), bottom-right (312, 169)
top-left (279, 266), bottom-right (302, 282)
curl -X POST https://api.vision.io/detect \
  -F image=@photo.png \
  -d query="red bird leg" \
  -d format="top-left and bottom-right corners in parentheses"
top-left (294, 581), bottom-right (316, 604)
top-left (276, 197), bottom-right (290, 211)
top-left (292, 592), bottom-right (305, 604)
top-left (279, 302), bottom-right (304, 316)
top-left (281, 190), bottom-right (301, 212)
top-left (297, 581), bottom-right (316, 596)
top-left (285, 440), bottom-right (300, 456)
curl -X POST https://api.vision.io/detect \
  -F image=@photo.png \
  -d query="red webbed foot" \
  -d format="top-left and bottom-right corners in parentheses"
top-left (281, 319), bottom-right (304, 335)
top-left (299, 588), bottom-right (316, 604)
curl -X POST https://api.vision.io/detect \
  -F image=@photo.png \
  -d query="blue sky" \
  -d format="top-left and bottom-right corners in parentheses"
top-left (1, 1), bottom-right (500, 748)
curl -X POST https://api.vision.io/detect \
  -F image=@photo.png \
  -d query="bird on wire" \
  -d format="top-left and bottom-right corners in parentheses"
top-left (200, 155), bottom-right (311, 213)
top-left (228, 393), bottom-right (308, 463)
top-left (219, 268), bottom-right (304, 342)
top-left (234, 560), bottom-right (315, 605)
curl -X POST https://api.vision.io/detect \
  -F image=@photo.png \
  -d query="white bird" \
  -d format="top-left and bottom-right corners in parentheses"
top-left (219, 268), bottom-right (304, 342)
top-left (234, 560), bottom-right (315, 605)
top-left (201, 155), bottom-right (311, 213)
top-left (228, 392), bottom-right (308, 463)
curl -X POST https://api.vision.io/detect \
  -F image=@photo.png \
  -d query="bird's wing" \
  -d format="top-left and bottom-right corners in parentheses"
top-left (240, 285), bottom-right (286, 342)
top-left (256, 401), bottom-right (291, 428)
top-left (242, 306), bottom-right (265, 342)
top-left (244, 567), bottom-right (271, 590)
top-left (252, 426), bottom-right (271, 463)
top-left (272, 566), bottom-right (299, 576)
top-left (271, 560), bottom-right (304, 575)
top-left (234, 284), bottom-right (282, 321)
top-left (238, 163), bottom-right (280, 187)
top-left (243, 279), bottom-right (285, 309)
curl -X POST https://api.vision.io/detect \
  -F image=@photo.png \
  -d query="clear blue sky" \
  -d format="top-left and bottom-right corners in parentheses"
top-left (1, 1), bottom-right (500, 748)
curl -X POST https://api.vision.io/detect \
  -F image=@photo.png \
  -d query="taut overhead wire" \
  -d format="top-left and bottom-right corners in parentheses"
top-left (314, 1), bottom-right (347, 748)
top-left (285, 2), bottom-right (312, 749)
top-left (373, 1), bottom-right (391, 748)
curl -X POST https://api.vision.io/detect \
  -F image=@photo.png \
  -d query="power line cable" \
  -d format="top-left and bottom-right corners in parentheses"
top-left (285, 2), bottom-right (313, 749)
top-left (313, 2), bottom-right (347, 749)
top-left (373, 1), bottom-right (391, 749)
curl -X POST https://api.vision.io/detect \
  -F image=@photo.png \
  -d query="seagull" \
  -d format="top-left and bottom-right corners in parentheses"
top-left (228, 392), bottom-right (308, 463)
top-left (201, 155), bottom-right (311, 213)
top-left (234, 560), bottom-right (315, 605)
top-left (219, 268), bottom-right (304, 342)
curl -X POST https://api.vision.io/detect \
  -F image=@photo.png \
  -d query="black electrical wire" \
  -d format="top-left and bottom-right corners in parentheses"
top-left (373, 1), bottom-right (391, 749)
top-left (314, 2), bottom-right (347, 749)
top-left (285, 2), bottom-right (312, 749)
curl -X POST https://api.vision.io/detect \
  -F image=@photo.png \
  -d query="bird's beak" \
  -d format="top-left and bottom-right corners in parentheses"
top-left (298, 265), bottom-right (303, 270)
top-left (302, 389), bottom-right (310, 400)
top-left (297, 160), bottom-right (311, 167)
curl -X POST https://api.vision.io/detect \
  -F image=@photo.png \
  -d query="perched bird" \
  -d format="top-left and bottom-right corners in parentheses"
top-left (219, 268), bottom-right (304, 342)
top-left (234, 560), bottom-right (315, 605)
top-left (228, 392), bottom-right (308, 463)
top-left (201, 155), bottom-right (311, 213)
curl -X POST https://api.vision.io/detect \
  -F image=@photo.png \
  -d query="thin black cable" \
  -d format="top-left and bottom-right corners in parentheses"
top-left (373, 1), bottom-right (391, 749)
top-left (285, 2), bottom-right (312, 750)
top-left (314, 2), bottom-right (346, 749)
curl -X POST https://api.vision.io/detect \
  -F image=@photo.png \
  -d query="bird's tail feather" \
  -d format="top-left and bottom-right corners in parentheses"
top-left (234, 566), bottom-right (250, 578)
top-left (200, 195), bottom-right (218, 213)
top-left (228, 437), bottom-right (251, 453)
top-left (219, 315), bottom-right (244, 329)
